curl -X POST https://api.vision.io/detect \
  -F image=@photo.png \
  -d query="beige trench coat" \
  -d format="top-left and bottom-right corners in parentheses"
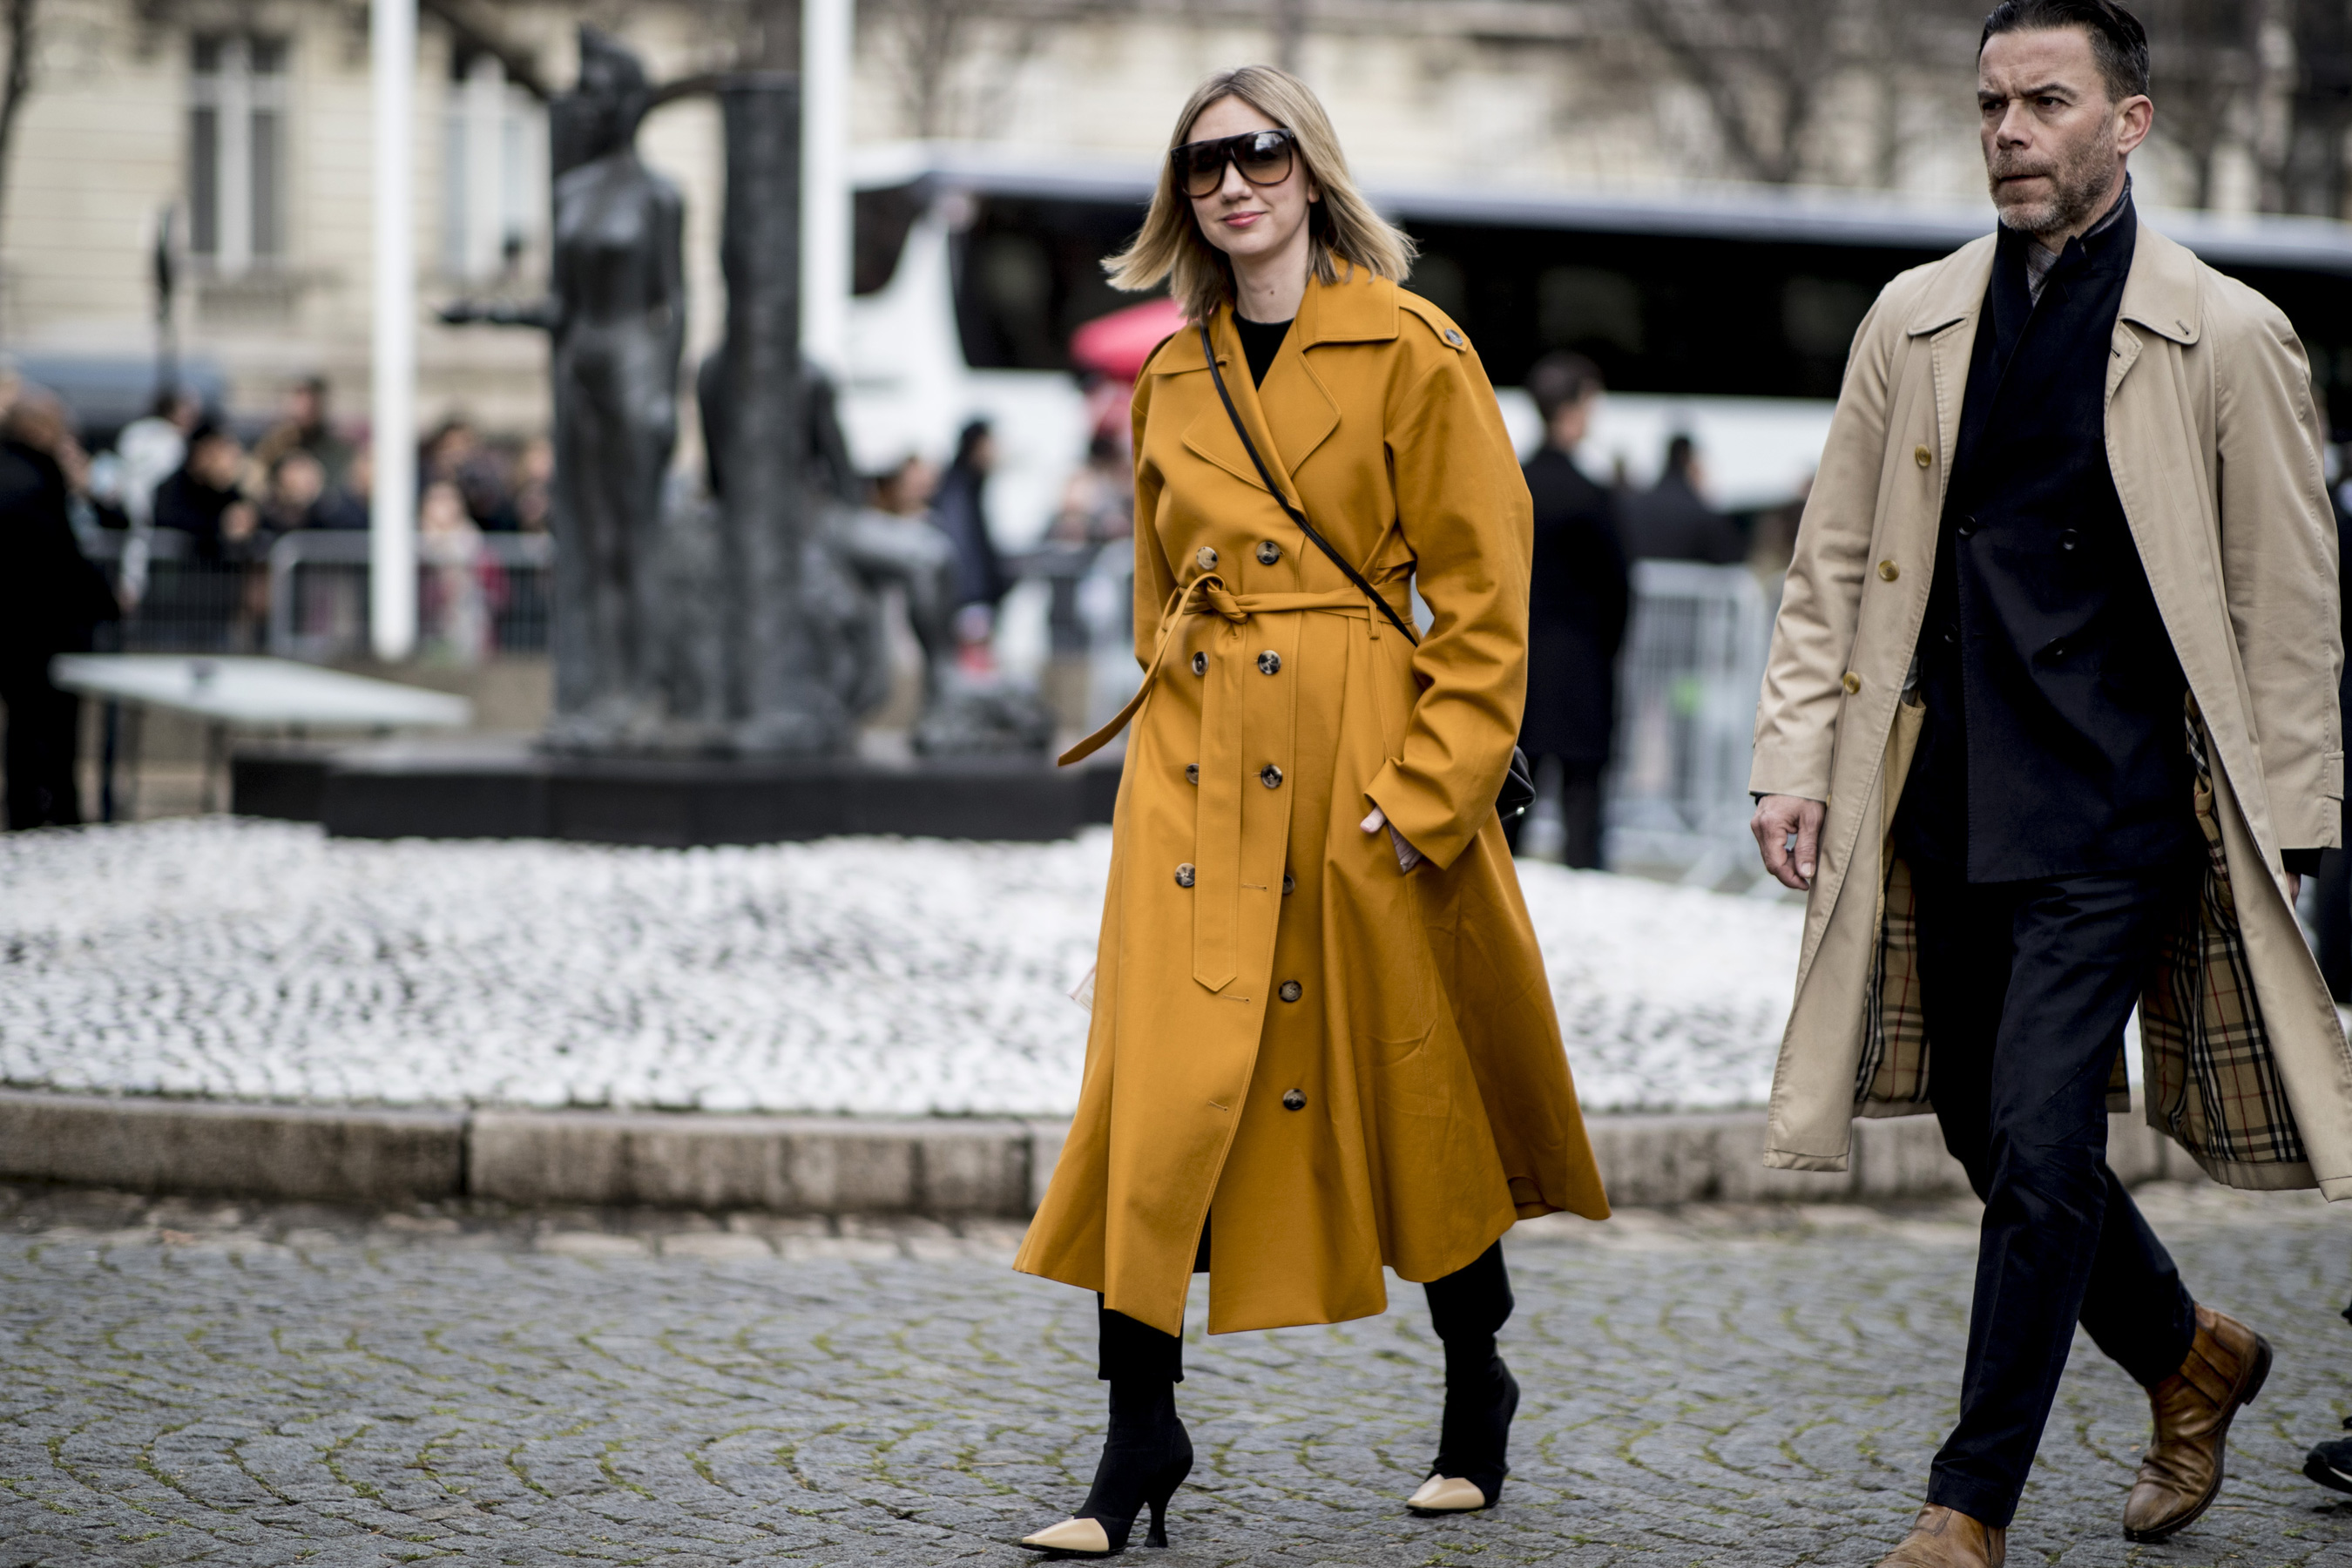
top-left (1752, 216), bottom-right (2352, 1198)
top-left (1015, 272), bottom-right (1608, 1339)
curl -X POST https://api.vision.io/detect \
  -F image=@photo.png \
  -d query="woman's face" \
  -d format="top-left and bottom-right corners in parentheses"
top-left (1183, 96), bottom-right (1319, 267)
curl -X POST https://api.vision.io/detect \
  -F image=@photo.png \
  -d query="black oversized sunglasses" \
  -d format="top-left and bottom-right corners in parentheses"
top-left (1169, 128), bottom-right (1297, 199)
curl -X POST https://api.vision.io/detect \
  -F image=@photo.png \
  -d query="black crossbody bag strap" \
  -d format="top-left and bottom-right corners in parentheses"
top-left (1199, 321), bottom-right (1418, 647)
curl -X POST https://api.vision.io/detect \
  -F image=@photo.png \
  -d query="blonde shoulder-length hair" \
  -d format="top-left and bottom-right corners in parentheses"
top-left (1105, 65), bottom-right (1415, 324)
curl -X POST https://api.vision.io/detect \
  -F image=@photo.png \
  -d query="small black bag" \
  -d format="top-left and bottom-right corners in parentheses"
top-left (1200, 322), bottom-right (1536, 823)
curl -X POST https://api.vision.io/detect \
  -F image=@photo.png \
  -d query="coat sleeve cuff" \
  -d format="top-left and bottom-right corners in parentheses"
top-left (2282, 847), bottom-right (2325, 877)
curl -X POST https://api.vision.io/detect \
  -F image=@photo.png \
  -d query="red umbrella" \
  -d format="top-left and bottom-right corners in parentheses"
top-left (1069, 297), bottom-right (1189, 382)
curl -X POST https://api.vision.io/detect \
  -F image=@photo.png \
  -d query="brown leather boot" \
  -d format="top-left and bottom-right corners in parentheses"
top-left (1873, 1504), bottom-right (2005, 1567)
top-left (2121, 1304), bottom-right (2273, 1542)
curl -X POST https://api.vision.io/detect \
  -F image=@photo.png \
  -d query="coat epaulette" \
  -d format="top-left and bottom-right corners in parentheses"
top-left (1396, 290), bottom-right (1470, 355)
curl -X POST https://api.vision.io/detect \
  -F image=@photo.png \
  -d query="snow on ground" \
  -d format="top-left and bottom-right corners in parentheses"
top-left (0, 819), bottom-right (1802, 1115)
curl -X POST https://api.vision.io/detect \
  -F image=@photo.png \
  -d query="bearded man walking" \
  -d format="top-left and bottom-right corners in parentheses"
top-left (1749, 3), bottom-right (2352, 1564)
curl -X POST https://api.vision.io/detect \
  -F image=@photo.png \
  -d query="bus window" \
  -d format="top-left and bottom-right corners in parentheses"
top-left (1781, 276), bottom-right (1875, 361)
top-left (1410, 254), bottom-right (1468, 322)
top-left (855, 183), bottom-right (926, 296)
top-left (1537, 266), bottom-right (1643, 355)
top-left (1406, 222), bottom-right (1947, 398)
top-left (954, 195), bottom-right (1151, 371)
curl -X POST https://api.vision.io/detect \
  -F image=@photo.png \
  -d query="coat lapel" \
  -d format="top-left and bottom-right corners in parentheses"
top-left (1907, 233), bottom-right (1996, 488)
top-left (1179, 293), bottom-right (1346, 510)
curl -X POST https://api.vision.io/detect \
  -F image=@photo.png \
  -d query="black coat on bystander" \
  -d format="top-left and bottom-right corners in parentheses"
top-left (0, 436), bottom-right (117, 829)
top-left (1518, 445), bottom-right (1629, 764)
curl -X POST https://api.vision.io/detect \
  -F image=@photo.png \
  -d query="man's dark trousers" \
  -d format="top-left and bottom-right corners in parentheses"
top-left (1913, 860), bottom-right (2200, 1527)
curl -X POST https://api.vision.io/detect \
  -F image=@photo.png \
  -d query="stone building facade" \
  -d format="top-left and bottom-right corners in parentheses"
top-left (0, 0), bottom-right (2263, 436)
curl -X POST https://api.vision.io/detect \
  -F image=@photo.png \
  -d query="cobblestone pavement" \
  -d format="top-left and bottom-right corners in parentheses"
top-left (2, 1180), bottom-right (2347, 1566)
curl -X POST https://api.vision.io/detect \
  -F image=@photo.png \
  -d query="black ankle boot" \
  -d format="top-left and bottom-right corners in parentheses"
top-left (1021, 1378), bottom-right (1193, 1557)
top-left (1410, 1336), bottom-right (1518, 1513)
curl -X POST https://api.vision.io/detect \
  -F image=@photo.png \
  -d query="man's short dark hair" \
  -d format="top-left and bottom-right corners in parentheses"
top-left (1980, 0), bottom-right (2151, 104)
top-left (1526, 352), bottom-right (1603, 423)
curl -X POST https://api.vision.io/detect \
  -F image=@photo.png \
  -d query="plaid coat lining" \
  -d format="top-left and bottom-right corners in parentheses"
top-left (1855, 708), bottom-right (2300, 1169)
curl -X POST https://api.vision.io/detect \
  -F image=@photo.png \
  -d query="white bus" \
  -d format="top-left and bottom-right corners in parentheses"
top-left (841, 141), bottom-right (2352, 547)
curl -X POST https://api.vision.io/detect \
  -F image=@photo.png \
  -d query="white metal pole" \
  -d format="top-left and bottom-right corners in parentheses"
top-left (802, 0), bottom-right (854, 377)
top-left (369, 0), bottom-right (418, 661)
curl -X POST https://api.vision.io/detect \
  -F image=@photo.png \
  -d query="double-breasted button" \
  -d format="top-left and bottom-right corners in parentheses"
top-left (2059, 528), bottom-right (2080, 551)
top-left (1185, 763), bottom-right (1199, 785)
top-left (1256, 541), bottom-right (1281, 565)
top-left (1282, 872), bottom-right (1295, 895)
top-left (1257, 651), bottom-right (1281, 675)
top-left (1175, 862), bottom-right (1196, 888)
top-left (1195, 546), bottom-right (1218, 571)
top-left (1842, 672), bottom-right (1862, 693)
top-left (1281, 1088), bottom-right (1307, 1112)
top-left (1278, 980), bottom-right (1302, 1003)
top-left (1191, 652), bottom-right (1208, 676)
top-left (1877, 560), bottom-right (1900, 582)
top-left (1914, 445), bottom-right (1932, 469)
top-left (1260, 763), bottom-right (1284, 789)
top-left (1957, 515), bottom-right (1979, 537)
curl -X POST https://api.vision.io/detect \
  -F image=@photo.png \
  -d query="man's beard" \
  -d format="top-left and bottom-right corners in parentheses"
top-left (1987, 140), bottom-right (2114, 238)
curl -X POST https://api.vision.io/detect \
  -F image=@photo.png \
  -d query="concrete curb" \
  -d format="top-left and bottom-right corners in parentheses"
top-left (0, 1089), bottom-right (2209, 1213)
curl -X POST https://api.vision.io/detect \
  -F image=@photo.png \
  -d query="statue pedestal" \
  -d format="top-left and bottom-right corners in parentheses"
top-left (232, 735), bottom-right (1122, 847)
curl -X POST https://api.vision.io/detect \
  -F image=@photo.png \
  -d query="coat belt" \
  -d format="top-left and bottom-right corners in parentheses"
top-left (1060, 572), bottom-right (1383, 992)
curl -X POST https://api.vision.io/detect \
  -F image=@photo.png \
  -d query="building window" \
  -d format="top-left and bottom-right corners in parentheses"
top-left (189, 34), bottom-right (288, 273)
top-left (443, 51), bottom-right (545, 282)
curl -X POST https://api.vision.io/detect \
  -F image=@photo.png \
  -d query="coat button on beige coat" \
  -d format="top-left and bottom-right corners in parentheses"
top-left (1258, 651), bottom-right (1281, 675)
top-left (1282, 1089), bottom-right (1308, 1111)
top-left (1196, 545), bottom-right (1219, 571)
top-left (1279, 981), bottom-right (1303, 1003)
top-left (1256, 540), bottom-right (1281, 564)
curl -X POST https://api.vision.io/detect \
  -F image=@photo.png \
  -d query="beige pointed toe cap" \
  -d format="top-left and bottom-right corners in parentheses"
top-left (1408, 1475), bottom-right (1488, 1512)
top-left (1019, 1516), bottom-right (1112, 1554)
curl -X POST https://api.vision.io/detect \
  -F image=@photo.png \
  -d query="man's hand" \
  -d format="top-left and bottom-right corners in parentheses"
top-left (1752, 794), bottom-right (1827, 890)
top-left (2288, 873), bottom-right (2302, 904)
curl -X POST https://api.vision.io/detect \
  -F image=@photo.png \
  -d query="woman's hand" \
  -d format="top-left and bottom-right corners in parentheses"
top-left (1361, 806), bottom-right (1423, 872)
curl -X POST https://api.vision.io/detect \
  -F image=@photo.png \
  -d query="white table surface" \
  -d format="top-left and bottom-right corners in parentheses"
top-left (49, 655), bottom-right (471, 729)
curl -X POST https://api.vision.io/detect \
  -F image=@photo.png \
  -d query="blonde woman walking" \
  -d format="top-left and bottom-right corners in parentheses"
top-left (1014, 65), bottom-right (1609, 1557)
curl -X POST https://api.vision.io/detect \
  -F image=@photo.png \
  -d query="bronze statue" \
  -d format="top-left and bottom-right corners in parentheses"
top-left (446, 28), bottom-right (684, 751)
top-left (445, 30), bottom-right (1051, 759)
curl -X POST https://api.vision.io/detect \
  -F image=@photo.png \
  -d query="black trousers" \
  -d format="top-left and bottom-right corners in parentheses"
top-left (2313, 806), bottom-right (2351, 1001)
top-left (1913, 861), bottom-right (2200, 1528)
top-left (1, 658), bottom-right (84, 830)
top-left (1098, 1241), bottom-right (1512, 1382)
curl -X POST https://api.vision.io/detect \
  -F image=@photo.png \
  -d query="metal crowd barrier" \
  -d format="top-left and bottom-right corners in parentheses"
top-left (1605, 559), bottom-right (1773, 885)
top-left (264, 530), bottom-right (554, 662)
top-left (78, 529), bottom-right (555, 662)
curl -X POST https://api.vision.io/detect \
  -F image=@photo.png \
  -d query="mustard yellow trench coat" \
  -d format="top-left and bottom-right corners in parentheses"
top-left (1014, 269), bottom-right (1609, 1338)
